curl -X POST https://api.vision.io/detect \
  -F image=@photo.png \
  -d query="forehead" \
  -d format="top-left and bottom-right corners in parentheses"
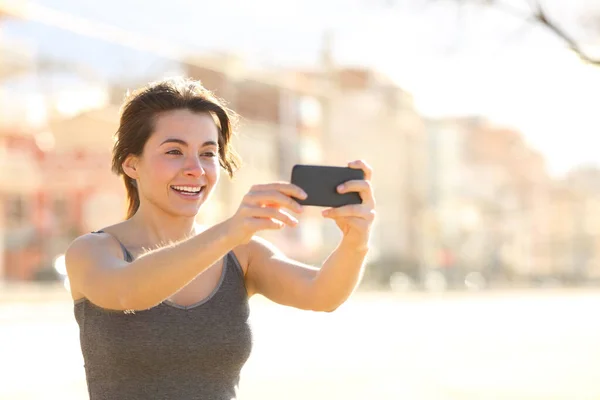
top-left (150, 109), bottom-right (219, 144)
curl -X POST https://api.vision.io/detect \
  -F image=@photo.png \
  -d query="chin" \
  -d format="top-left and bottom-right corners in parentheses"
top-left (173, 201), bottom-right (206, 218)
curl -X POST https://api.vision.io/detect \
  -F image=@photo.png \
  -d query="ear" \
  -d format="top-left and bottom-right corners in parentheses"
top-left (122, 154), bottom-right (140, 180)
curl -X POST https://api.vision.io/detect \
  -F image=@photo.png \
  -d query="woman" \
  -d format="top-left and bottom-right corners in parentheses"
top-left (65, 76), bottom-right (376, 399)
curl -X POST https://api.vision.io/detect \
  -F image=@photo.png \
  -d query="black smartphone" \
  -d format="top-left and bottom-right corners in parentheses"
top-left (290, 164), bottom-right (365, 207)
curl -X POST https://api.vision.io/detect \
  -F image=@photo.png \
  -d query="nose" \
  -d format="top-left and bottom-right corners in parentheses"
top-left (183, 156), bottom-right (205, 177)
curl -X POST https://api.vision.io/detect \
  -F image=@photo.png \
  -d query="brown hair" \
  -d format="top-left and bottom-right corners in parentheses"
top-left (111, 77), bottom-right (241, 219)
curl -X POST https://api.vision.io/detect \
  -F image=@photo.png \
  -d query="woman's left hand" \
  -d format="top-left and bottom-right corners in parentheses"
top-left (322, 160), bottom-right (376, 250)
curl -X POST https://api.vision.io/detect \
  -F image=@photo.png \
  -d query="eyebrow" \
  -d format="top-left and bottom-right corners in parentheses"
top-left (160, 138), bottom-right (218, 147)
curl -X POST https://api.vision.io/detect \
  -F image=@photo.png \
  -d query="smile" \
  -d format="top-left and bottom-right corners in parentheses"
top-left (170, 185), bottom-right (205, 198)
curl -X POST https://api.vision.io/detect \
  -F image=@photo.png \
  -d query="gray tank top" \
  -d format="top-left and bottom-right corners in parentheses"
top-left (74, 231), bottom-right (253, 400)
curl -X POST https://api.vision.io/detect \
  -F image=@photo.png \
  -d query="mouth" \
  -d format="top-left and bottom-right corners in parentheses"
top-left (170, 185), bottom-right (206, 200)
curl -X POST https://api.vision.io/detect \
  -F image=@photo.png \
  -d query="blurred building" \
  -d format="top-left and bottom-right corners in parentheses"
top-left (463, 121), bottom-right (551, 281)
top-left (0, 5), bottom-right (128, 279)
top-left (45, 105), bottom-right (125, 238)
top-left (0, 10), bottom-right (45, 280)
top-left (0, 84), bottom-right (124, 280)
top-left (421, 117), bottom-right (479, 287)
top-left (423, 117), bottom-right (552, 287)
top-left (554, 166), bottom-right (600, 282)
top-left (312, 67), bottom-right (428, 274)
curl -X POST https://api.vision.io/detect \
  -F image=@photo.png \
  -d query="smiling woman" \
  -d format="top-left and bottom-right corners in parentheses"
top-left (63, 76), bottom-right (376, 400)
top-left (111, 82), bottom-right (239, 219)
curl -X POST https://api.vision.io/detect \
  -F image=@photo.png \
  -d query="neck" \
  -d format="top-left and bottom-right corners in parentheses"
top-left (129, 204), bottom-right (200, 245)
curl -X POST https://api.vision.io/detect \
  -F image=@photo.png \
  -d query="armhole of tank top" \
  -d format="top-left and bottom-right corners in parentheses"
top-left (228, 251), bottom-right (246, 279)
top-left (91, 230), bottom-right (134, 262)
top-left (228, 251), bottom-right (249, 298)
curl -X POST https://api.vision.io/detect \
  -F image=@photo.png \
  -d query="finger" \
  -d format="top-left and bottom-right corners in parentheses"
top-left (348, 160), bottom-right (373, 181)
top-left (249, 183), bottom-right (307, 200)
top-left (245, 190), bottom-right (303, 213)
top-left (337, 180), bottom-right (375, 206)
top-left (322, 205), bottom-right (375, 221)
top-left (244, 205), bottom-right (299, 226)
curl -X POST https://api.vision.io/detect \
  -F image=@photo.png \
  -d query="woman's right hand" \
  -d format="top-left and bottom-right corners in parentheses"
top-left (226, 183), bottom-right (307, 243)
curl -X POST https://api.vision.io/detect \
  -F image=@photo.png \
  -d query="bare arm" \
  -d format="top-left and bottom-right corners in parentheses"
top-left (66, 221), bottom-right (238, 311)
top-left (246, 160), bottom-right (375, 312)
top-left (310, 241), bottom-right (369, 311)
top-left (66, 183), bottom-right (307, 311)
top-left (245, 236), bottom-right (319, 310)
top-left (245, 236), bottom-right (368, 312)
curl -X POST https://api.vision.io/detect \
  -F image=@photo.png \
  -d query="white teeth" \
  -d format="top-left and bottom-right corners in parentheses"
top-left (172, 185), bottom-right (201, 193)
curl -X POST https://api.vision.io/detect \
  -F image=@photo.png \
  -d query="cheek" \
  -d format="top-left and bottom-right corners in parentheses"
top-left (204, 159), bottom-right (220, 182)
top-left (144, 157), bottom-right (180, 182)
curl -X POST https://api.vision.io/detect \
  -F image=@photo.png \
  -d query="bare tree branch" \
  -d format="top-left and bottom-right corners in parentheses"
top-left (384, 0), bottom-right (600, 65)
top-left (466, 0), bottom-right (600, 64)
top-left (528, 0), bottom-right (600, 65)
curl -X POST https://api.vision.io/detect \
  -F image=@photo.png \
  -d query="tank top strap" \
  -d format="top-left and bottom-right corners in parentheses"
top-left (92, 230), bottom-right (134, 262)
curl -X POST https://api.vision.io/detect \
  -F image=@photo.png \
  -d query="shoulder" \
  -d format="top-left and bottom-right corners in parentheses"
top-left (64, 232), bottom-right (125, 300)
top-left (65, 231), bottom-right (128, 278)
top-left (65, 224), bottom-right (132, 273)
top-left (231, 235), bottom-right (283, 276)
top-left (69, 221), bottom-right (133, 255)
top-left (66, 232), bottom-right (118, 258)
top-left (66, 223), bottom-right (128, 256)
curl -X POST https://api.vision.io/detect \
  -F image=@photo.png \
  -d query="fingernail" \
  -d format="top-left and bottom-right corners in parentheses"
top-left (337, 184), bottom-right (345, 192)
top-left (301, 191), bottom-right (308, 199)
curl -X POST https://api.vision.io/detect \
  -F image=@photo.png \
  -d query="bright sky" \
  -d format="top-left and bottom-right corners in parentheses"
top-left (3, 0), bottom-right (599, 176)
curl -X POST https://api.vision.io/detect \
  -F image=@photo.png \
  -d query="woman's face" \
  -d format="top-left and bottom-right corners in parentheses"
top-left (126, 109), bottom-right (221, 218)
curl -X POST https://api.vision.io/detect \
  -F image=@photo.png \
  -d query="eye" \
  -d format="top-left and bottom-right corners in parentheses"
top-left (166, 149), bottom-right (183, 155)
top-left (201, 151), bottom-right (218, 158)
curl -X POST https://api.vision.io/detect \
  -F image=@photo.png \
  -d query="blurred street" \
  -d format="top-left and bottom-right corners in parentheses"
top-left (2, 287), bottom-right (600, 400)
